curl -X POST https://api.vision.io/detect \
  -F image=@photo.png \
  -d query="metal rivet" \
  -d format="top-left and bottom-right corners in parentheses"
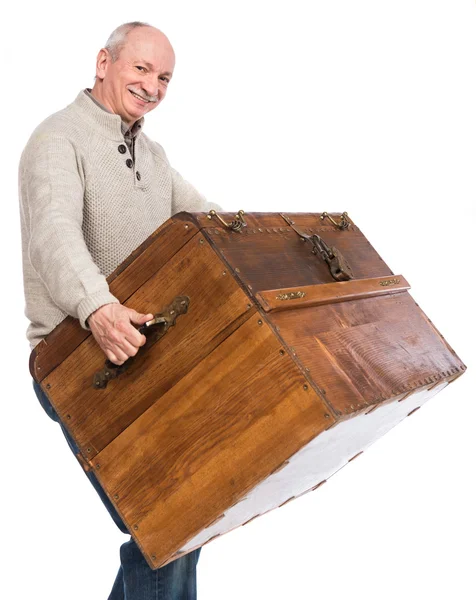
top-left (222, 271), bottom-right (226, 276)
top-left (279, 349), bottom-right (285, 355)
top-left (199, 239), bottom-right (204, 244)
top-left (105, 371), bottom-right (110, 376)
top-left (184, 224), bottom-right (189, 229)
top-left (133, 525), bottom-right (139, 531)
top-left (303, 384), bottom-right (308, 391)
top-left (247, 284), bottom-right (253, 290)
top-left (46, 384), bottom-right (51, 390)
top-left (235, 267), bottom-right (240, 273)
top-left (207, 215), bottom-right (212, 220)
top-left (96, 463), bottom-right (101, 469)
top-left (324, 413), bottom-right (330, 419)
top-left (151, 554), bottom-right (157, 561)
top-left (66, 414), bottom-right (71, 420)
top-left (95, 381), bottom-right (101, 386)
top-left (87, 448), bottom-right (91, 453)
top-left (258, 319), bottom-right (263, 325)
top-left (247, 303), bottom-right (252, 309)
top-left (114, 494), bottom-right (119, 500)
top-left (305, 367), bottom-right (310, 372)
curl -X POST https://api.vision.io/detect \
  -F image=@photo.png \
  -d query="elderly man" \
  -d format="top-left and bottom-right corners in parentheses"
top-left (19, 21), bottom-right (220, 600)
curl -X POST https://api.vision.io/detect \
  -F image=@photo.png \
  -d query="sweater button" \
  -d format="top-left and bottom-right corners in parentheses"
top-left (126, 158), bottom-right (133, 168)
top-left (136, 171), bottom-right (141, 181)
top-left (118, 144), bottom-right (127, 154)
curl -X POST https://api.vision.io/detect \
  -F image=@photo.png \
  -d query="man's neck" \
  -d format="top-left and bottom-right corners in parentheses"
top-left (89, 85), bottom-right (135, 129)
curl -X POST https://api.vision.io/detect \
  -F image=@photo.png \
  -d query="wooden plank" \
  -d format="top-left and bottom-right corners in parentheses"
top-left (42, 233), bottom-right (254, 457)
top-left (255, 275), bottom-right (410, 312)
top-left (268, 292), bottom-right (466, 416)
top-left (30, 218), bottom-right (199, 382)
top-left (92, 315), bottom-right (334, 568)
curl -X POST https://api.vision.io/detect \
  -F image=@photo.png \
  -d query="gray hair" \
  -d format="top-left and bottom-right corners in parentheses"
top-left (105, 21), bottom-right (151, 61)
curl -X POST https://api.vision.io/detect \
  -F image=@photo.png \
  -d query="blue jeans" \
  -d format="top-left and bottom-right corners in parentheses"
top-left (32, 380), bottom-right (201, 599)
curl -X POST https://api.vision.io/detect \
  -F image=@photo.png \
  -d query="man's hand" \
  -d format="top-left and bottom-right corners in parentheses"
top-left (88, 303), bottom-right (154, 365)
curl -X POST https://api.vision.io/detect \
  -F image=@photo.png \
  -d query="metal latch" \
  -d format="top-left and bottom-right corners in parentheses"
top-left (280, 214), bottom-right (353, 281)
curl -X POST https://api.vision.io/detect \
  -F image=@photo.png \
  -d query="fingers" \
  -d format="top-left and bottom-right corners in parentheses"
top-left (116, 318), bottom-right (146, 349)
top-left (119, 310), bottom-right (154, 350)
top-left (88, 304), bottom-right (154, 365)
top-left (128, 309), bottom-right (154, 325)
top-left (106, 349), bottom-right (127, 365)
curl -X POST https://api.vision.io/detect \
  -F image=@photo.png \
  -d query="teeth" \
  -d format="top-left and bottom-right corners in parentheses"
top-left (130, 90), bottom-right (149, 102)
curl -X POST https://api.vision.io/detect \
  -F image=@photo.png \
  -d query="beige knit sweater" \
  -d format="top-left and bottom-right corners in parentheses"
top-left (19, 90), bottom-right (221, 348)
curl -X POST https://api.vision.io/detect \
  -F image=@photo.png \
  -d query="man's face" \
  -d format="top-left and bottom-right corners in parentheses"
top-left (96, 27), bottom-right (175, 126)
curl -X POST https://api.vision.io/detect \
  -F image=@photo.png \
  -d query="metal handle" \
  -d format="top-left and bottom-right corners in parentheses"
top-left (207, 209), bottom-right (247, 232)
top-left (92, 295), bottom-right (190, 389)
top-left (320, 212), bottom-right (350, 230)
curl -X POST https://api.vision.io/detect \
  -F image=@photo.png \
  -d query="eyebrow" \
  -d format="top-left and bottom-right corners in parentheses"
top-left (138, 60), bottom-right (173, 77)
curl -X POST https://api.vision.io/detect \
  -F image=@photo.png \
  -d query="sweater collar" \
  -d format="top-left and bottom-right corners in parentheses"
top-left (72, 89), bottom-right (145, 141)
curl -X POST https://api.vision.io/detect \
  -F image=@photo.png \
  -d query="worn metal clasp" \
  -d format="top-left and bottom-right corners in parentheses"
top-left (207, 209), bottom-right (247, 232)
top-left (280, 214), bottom-right (353, 281)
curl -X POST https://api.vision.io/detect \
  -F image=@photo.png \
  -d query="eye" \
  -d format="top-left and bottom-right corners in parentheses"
top-left (135, 65), bottom-right (146, 72)
top-left (159, 76), bottom-right (170, 83)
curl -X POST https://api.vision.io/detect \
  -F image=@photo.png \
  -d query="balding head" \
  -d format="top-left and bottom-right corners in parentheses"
top-left (105, 21), bottom-right (152, 62)
top-left (91, 23), bottom-right (176, 127)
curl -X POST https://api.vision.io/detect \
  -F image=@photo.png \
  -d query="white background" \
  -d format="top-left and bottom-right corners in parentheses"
top-left (1, 1), bottom-right (475, 599)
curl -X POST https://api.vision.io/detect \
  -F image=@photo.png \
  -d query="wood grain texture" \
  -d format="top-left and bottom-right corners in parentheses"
top-left (30, 218), bottom-right (198, 382)
top-left (93, 315), bottom-right (334, 568)
top-left (268, 291), bottom-right (465, 415)
top-left (177, 381), bottom-right (450, 558)
top-left (256, 275), bottom-right (410, 312)
top-left (201, 216), bottom-right (393, 295)
top-left (30, 211), bottom-right (466, 570)
top-left (42, 233), bottom-right (253, 457)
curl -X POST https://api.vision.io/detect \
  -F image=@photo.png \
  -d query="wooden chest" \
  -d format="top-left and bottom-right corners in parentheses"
top-left (30, 211), bottom-right (466, 569)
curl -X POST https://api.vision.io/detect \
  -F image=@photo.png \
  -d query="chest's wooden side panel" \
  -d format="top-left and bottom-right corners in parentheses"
top-left (268, 292), bottom-right (465, 415)
top-left (92, 315), bottom-right (334, 569)
top-left (41, 232), bottom-right (253, 457)
top-left (179, 380), bottom-right (449, 557)
top-left (31, 217), bottom-right (199, 381)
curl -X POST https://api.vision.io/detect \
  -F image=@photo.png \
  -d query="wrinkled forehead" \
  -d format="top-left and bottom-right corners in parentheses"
top-left (120, 28), bottom-right (175, 71)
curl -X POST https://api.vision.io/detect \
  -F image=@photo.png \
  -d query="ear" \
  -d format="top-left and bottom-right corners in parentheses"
top-left (95, 48), bottom-right (111, 81)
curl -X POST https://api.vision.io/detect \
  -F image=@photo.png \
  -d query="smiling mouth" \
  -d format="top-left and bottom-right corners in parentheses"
top-left (129, 90), bottom-right (153, 103)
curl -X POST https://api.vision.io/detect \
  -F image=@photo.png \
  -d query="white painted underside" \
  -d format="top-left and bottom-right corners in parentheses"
top-left (179, 382), bottom-right (448, 552)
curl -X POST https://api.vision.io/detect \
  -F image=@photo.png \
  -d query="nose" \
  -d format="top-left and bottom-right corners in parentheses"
top-left (141, 74), bottom-right (160, 101)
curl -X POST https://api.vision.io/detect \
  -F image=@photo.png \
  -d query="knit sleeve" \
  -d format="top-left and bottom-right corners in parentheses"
top-left (170, 167), bottom-right (223, 214)
top-left (24, 133), bottom-right (119, 329)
